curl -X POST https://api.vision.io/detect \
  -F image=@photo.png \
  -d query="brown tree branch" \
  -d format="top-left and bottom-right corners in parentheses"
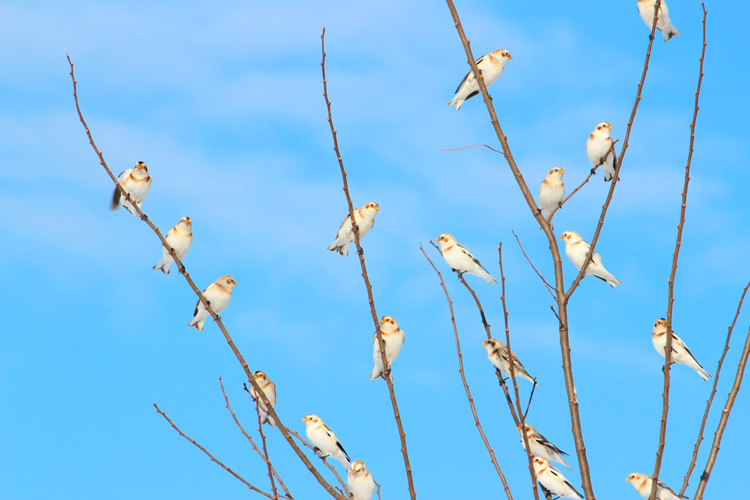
top-left (511, 231), bottom-right (556, 300)
top-left (440, 144), bottom-right (505, 155)
top-left (419, 244), bottom-right (517, 500)
top-left (651, 5), bottom-right (707, 499)
top-left (320, 27), bottom-right (416, 499)
top-left (287, 429), bottom-right (349, 496)
top-left (68, 55), bottom-right (345, 500)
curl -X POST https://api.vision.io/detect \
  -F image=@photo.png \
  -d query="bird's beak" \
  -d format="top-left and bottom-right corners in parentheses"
top-left (559, 169), bottom-right (565, 174)
top-left (607, 124), bottom-right (613, 130)
top-left (559, 234), bottom-right (564, 239)
top-left (508, 55), bottom-right (513, 59)
top-left (301, 417), bottom-right (307, 422)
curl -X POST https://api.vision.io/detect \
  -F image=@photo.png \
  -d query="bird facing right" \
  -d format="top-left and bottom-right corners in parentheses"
top-left (188, 275), bottom-right (238, 331)
top-left (586, 122), bottom-right (618, 182)
top-left (328, 202), bottom-right (380, 257)
top-left (560, 231), bottom-right (622, 288)
top-left (371, 315), bottom-right (406, 380)
top-left (448, 49), bottom-right (512, 110)
top-left (626, 472), bottom-right (686, 500)
top-left (539, 167), bottom-right (565, 230)
top-left (651, 318), bottom-right (710, 381)
top-left (153, 216), bottom-right (193, 274)
top-left (347, 460), bottom-right (376, 500)
top-left (637, 0), bottom-right (681, 42)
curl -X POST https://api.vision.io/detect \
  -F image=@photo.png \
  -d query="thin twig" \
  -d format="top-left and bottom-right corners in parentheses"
top-left (288, 429), bottom-right (349, 496)
top-left (68, 55), bottom-right (345, 500)
top-left (420, 244), bottom-right (516, 500)
top-left (320, 28), bottom-right (416, 499)
top-left (440, 144), bottom-right (504, 154)
top-left (255, 390), bottom-right (279, 499)
top-left (512, 231), bottom-right (555, 300)
top-left (154, 403), bottom-right (275, 499)
top-left (650, 5), bottom-right (707, 499)
top-left (680, 282), bottom-right (749, 495)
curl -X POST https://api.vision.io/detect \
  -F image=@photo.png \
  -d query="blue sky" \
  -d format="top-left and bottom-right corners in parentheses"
top-left (2, 0), bottom-right (749, 498)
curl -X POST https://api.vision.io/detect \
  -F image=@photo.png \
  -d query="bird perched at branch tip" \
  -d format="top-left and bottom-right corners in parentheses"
top-left (651, 318), bottom-right (710, 381)
top-left (518, 423), bottom-right (570, 469)
top-left (110, 161), bottom-right (151, 215)
top-left (250, 371), bottom-right (277, 426)
top-left (153, 216), bottom-right (193, 274)
top-left (435, 233), bottom-right (497, 284)
top-left (638, 0), bottom-right (681, 42)
top-left (302, 414), bottom-right (352, 471)
top-left (539, 167), bottom-right (565, 230)
top-left (482, 339), bottom-right (537, 385)
top-left (347, 461), bottom-right (376, 500)
top-left (371, 316), bottom-right (405, 380)
top-left (560, 231), bottom-right (622, 288)
top-left (533, 456), bottom-right (582, 499)
top-left (188, 275), bottom-right (237, 331)
top-left (448, 49), bottom-right (512, 110)
top-left (328, 202), bottom-right (379, 257)
top-left (626, 472), bottom-right (687, 500)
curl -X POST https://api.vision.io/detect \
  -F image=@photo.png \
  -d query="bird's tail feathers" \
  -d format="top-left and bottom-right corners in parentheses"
top-left (153, 258), bottom-right (171, 274)
top-left (448, 96), bottom-right (463, 110)
top-left (327, 242), bottom-right (349, 257)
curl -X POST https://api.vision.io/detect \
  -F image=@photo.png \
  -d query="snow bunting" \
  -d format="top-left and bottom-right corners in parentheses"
top-left (371, 316), bottom-right (406, 380)
top-left (188, 275), bottom-right (237, 331)
top-left (560, 231), bottom-right (622, 288)
top-left (586, 122), bottom-right (618, 182)
top-left (652, 318), bottom-right (710, 381)
top-left (347, 461), bottom-right (376, 500)
top-left (482, 339), bottom-right (536, 385)
top-left (153, 216), bottom-right (193, 274)
top-left (638, 0), bottom-right (681, 42)
top-left (435, 233), bottom-right (497, 284)
top-left (539, 167), bottom-right (565, 230)
top-left (533, 457), bottom-right (582, 500)
top-left (110, 161), bottom-right (152, 215)
top-left (449, 49), bottom-right (512, 110)
top-left (626, 472), bottom-right (686, 500)
top-left (518, 423), bottom-right (571, 469)
top-left (328, 202), bottom-right (380, 257)
top-left (250, 371), bottom-right (277, 426)
top-left (302, 414), bottom-right (352, 471)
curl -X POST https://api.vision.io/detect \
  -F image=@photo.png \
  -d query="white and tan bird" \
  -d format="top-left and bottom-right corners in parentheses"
top-left (626, 472), bottom-right (686, 500)
top-left (435, 233), bottom-right (497, 285)
top-left (518, 423), bottom-right (571, 469)
top-left (560, 231), bottom-right (622, 288)
top-left (586, 122), bottom-right (618, 182)
top-left (328, 202), bottom-right (380, 257)
top-left (533, 456), bottom-right (582, 500)
top-left (153, 216), bottom-right (193, 274)
top-left (482, 339), bottom-right (536, 385)
top-left (371, 316), bottom-right (406, 380)
top-left (250, 371), bottom-right (277, 426)
top-left (652, 318), bottom-right (710, 381)
top-left (539, 167), bottom-right (565, 230)
top-left (449, 49), bottom-right (512, 110)
top-left (638, 0), bottom-right (681, 42)
top-left (347, 460), bottom-right (376, 500)
top-left (302, 414), bottom-right (352, 472)
top-left (110, 161), bottom-right (152, 215)
top-left (188, 275), bottom-right (237, 331)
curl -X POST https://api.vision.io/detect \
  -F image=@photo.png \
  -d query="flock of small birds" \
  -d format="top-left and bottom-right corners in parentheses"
top-left (106, 2), bottom-right (695, 498)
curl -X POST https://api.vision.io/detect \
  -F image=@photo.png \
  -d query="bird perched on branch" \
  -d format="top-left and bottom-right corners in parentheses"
top-left (371, 316), bottom-right (405, 380)
top-left (539, 167), bottom-right (565, 230)
top-left (586, 122), bottom-right (618, 182)
top-left (153, 216), bottom-right (193, 274)
top-left (250, 371), bottom-right (277, 426)
top-left (302, 414), bottom-right (352, 471)
top-left (533, 457), bottom-right (582, 500)
top-left (626, 472), bottom-right (686, 500)
top-left (188, 275), bottom-right (237, 331)
top-left (448, 49), bottom-right (512, 110)
top-left (651, 318), bottom-right (710, 381)
top-left (637, 0), bottom-right (681, 42)
top-left (328, 202), bottom-right (380, 257)
top-left (518, 423), bottom-right (571, 469)
top-left (347, 461), bottom-right (376, 500)
top-left (482, 339), bottom-right (536, 385)
top-left (560, 231), bottom-right (622, 288)
top-left (435, 233), bottom-right (497, 285)
top-left (110, 161), bottom-right (151, 215)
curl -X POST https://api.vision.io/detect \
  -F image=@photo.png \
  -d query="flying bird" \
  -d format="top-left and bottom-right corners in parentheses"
top-left (539, 167), bottom-right (565, 230)
top-left (110, 161), bottom-right (152, 215)
top-left (328, 202), bottom-right (380, 257)
top-left (347, 461), bottom-right (376, 500)
top-left (302, 414), bottom-right (352, 472)
top-left (533, 457), bottom-right (582, 500)
top-left (586, 122), bottom-right (618, 182)
top-left (153, 216), bottom-right (193, 274)
top-left (652, 318), bottom-right (710, 381)
top-left (626, 472), bottom-right (686, 500)
top-left (250, 371), bottom-right (277, 426)
top-left (371, 316), bottom-right (406, 380)
top-left (560, 231), bottom-right (622, 288)
top-left (449, 49), bottom-right (512, 110)
top-left (518, 423), bottom-right (571, 469)
top-left (435, 233), bottom-right (497, 285)
top-left (638, 0), bottom-right (681, 42)
top-left (482, 339), bottom-right (536, 385)
top-left (188, 275), bottom-right (237, 331)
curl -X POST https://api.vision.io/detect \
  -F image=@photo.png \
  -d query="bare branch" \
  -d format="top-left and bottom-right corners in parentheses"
top-left (512, 231), bottom-right (556, 300)
top-left (440, 144), bottom-right (505, 155)
top-left (288, 429), bottom-right (349, 496)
